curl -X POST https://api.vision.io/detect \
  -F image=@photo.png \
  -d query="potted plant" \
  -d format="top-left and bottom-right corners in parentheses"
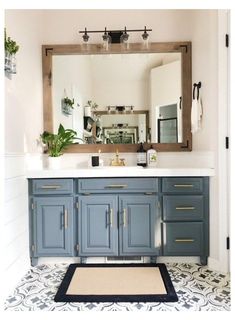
top-left (40, 124), bottom-right (77, 169)
top-left (84, 100), bottom-right (98, 117)
top-left (5, 28), bottom-right (19, 74)
top-left (62, 96), bottom-right (75, 115)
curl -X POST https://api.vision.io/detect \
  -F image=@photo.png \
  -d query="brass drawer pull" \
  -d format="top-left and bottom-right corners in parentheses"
top-left (105, 184), bottom-right (128, 189)
top-left (64, 209), bottom-right (68, 229)
top-left (173, 184), bottom-right (194, 188)
top-left (123, 208), bottom-right (127, 227)
top-left (40, 185), bottom-right (61, 189)
top-left (175, 239), bottom-right (195, 242)
top-left (110, 208), bottom-right (113, 227)
top-left (175, 206), bottom-right (195, 210)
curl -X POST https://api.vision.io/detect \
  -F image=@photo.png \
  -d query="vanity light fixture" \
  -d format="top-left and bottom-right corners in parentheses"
top-left (142, 26), bottom-right (149, 41)
top-left (142, 26), bottom-right (150, 48)
top-left (106, 105), bottom-right (134, 113)
top-left (102, 27), bottom-right (111, 43)
top-left (79, 27), bottom-right (152, 44)
top-left (120, 27), bottom-right (129, 43)
top-left (102, 27), bottom-right (112, 50)
top-left (112, 123), bottom-right (128, 129)
top-left (82, 28), bottom-right (89, 42)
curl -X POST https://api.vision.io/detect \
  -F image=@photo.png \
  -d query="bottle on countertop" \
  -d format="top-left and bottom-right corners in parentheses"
top-left (137, 142), bottom-right (147, 167)
top-left (147, 145), bottom-right (157, 167)
top-left (98, 149), bottom-right (104, 167)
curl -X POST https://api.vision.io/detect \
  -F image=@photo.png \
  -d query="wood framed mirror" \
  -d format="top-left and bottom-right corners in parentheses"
top-left (42, 42), bottom-right (192, 152)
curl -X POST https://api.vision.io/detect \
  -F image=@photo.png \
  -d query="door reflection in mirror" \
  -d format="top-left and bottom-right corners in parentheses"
top-left (52, 52), bottom-right (181, 144)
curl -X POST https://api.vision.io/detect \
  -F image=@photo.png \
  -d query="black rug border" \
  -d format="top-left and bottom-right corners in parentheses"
top-left (54, 263), bottom-right (178, 303)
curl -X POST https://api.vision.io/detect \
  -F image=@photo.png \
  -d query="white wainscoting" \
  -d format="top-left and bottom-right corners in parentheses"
top-left (3, 154), bottom-right (30, 300)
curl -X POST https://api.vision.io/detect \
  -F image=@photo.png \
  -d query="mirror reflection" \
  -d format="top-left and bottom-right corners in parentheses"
top-left (52, 52), bottom-right (182, 144)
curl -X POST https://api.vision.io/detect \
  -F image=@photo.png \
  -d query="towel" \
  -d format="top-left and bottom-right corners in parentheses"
top-left (191, 98), bottom-right (203, 133)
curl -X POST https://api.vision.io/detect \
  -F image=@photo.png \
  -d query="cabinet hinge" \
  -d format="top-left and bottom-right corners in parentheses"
top-left (225, 136), bottom-right (229, 149)
top-left (31, 202), bottom-right (34, 210)
top-left (76, 202), bottom-right (79, 210)
top-left (31, 244), bottom-right (35, 252)
top-left (76, 244), bottom-right (79, 251)
top-left (225, 34), bottom-right (229, 47)
top-left (226, 237), bottom-right (230, 250)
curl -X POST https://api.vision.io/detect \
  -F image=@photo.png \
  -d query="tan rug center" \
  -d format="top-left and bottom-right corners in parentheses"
top-left (66, 267), bottom-right (167, 295)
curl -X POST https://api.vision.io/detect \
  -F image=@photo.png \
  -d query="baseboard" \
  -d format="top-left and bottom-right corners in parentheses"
top-left (208, 257), bottom-right (227, 273)
top-left (157, 256), bottom-right (200, 264)
top-left (38, 257), bottom-right (81, 265)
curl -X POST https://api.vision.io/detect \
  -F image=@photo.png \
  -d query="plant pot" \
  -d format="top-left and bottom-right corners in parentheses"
top-left (62, 101), bottom-right (73, 115)
top-left (47, 156), bottom-right (62, 170)
top-left (84, 106), bottom-right (92, 117)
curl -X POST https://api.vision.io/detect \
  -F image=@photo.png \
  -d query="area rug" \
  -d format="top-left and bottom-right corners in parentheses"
top-left (54, 263), bottom-right (178, 303)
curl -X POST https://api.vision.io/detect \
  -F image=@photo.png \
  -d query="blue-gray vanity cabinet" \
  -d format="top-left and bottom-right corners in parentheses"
top-left (33, 197), bottom-right (74, 256)
top-left (28, 176), bottom-right (209, 266)
top-left (79, 195), bottom-right (118, 256)
top-left (161, 177), bottom-right (209, 265)
top-left (77, 178), bottom-right (159, 258)
top-left (78, 178), bottom-right (158, 194)
top-left (29, 179), bottom-right (75, 266)
top-left (119, 195), bottom-right (158, 256)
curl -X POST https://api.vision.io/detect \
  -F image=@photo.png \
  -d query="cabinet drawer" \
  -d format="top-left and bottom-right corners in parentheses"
top-left (163, 195), bottom-right (204, 221)
top-left (163, 222), bottom-right (204, 255)
top-left (78, 178), bottom-right (158, 193)
top-left (32, 179), bottom-right (73, 195)
top-left (162, 177), bottom-right (203, 193)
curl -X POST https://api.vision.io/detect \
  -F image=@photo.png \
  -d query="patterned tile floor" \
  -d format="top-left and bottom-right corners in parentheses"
top-left (4, 263), bottom-right (230, 311)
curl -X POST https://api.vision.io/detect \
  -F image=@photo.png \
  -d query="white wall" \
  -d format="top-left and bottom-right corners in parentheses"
top-left (3, 9), bottom-right (228, 301)
top-left (53, 55), bottom-right (93, 137)
top-left (3, 10), bottom-right (44, 299)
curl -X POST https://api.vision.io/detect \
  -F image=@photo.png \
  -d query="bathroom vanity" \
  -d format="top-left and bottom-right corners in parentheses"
top-left (28, 167), bottom-right (212, 266)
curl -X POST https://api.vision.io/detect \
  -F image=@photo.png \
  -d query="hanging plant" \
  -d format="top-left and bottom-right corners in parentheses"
top-left (5, 29), bottom-right (19, 54)
top-left (85, 100), bottom-right (98, 111)
top-left (62, 96), bottom-right (75, 116)
top-left (63, 96), bottom-right (75, 108)
top-left (4, 28), bottom-right (19, 75)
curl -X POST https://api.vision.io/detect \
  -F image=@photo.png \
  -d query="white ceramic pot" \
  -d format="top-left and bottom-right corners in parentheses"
top-left (47, 156), bottom-right (61, 170)
top-left (84, 106), bottom-right (92, 117)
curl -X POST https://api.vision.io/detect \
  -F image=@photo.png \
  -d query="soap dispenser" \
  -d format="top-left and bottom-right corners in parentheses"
top-left (147, 145), bottom-right (157, 167)
top-left (137, 143), bottom-right (147, 167)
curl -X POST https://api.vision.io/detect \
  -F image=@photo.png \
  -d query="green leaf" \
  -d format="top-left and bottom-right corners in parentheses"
top-left (40, 124), bottom-right (77, 156)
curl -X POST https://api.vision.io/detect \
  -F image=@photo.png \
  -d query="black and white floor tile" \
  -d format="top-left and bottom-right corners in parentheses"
top-left (4, 263), bottom-right (230, 311)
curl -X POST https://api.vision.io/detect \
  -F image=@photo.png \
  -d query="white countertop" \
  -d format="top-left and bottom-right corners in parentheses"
top-left (26, 166), bottom-right (215, 178)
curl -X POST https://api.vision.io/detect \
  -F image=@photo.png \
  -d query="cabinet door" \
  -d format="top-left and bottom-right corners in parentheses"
top-left (33, 197), bottom-right (74, 256)
top-left (119, 195), bottom-right (158, 255)
top-left (162, 222), bottom-right (205, 256)
top-left (79, 195), bottom-right (118, 256)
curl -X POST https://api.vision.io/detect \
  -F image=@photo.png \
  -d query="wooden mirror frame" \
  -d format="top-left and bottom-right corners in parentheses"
top-left (42, 42), bottom-right (192, 152)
